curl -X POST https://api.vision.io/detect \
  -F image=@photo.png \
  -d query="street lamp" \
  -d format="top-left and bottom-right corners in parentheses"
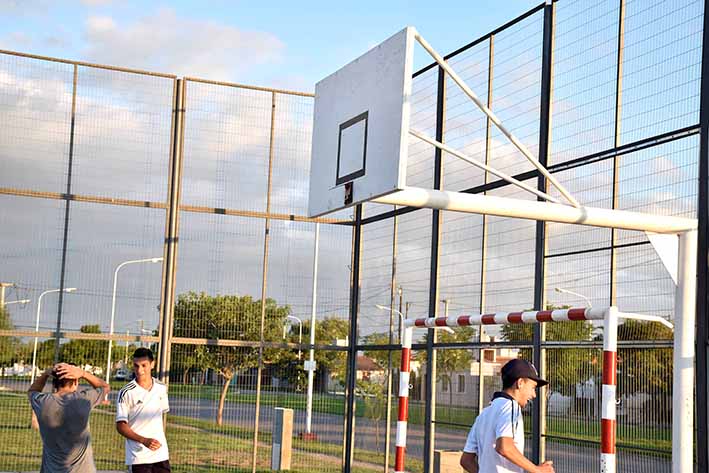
top-left (4, 299), bottom-right (30, 306)
top-left (106, 257), bottom-right (163, 381)
top-left (285, 315), bottom-right (303, 360)
top-left (31, 288), bottom-right (77, 384)
top-left (376, 304), bottom-right (406, 330)
top-left (554, 287), bottom-right (592, 308)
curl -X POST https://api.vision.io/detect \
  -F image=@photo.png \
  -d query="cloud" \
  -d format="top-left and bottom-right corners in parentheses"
top-left (80, 0), bottom-right (114, 5)
top-left (0, 31), bottom-right (33, 50)
top-left (82, 8), bottom-right (285, 81)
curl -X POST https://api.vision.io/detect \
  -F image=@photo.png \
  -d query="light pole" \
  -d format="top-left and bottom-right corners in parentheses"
top-left (4, 299), bottom-right (30, 306)
top-left (32, 288), bottom-right (76, 384)
top-left (284, 315), bottom-right (303, 360)
top-left (554, 287), bottom-right (592, 308)
top-left (376, 304), bottom-right (406, 334)
top-left (304, 223), bottom-right (319, 439)
top-left (106, 257), bottom-right (163, 382)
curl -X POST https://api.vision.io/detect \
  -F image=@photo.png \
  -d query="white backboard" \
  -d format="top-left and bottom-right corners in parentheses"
top-left (308, 26), bottom-right (415, 217)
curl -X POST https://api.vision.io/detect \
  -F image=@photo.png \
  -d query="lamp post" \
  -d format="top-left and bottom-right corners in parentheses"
top-left (303, 223), bottom-right (320, 439)
top-left (376, 305), bottom-right (406, 336)
top-left (285, 315), bottom-right (303, 360)
top-left (554, 287), bottom-right (592, 308)
top-left (106, 257), bottom-right (163, 382)
top-left (31, 288), bottom-right (76, 384)
top-left (4, 299), bottom-right (30, 306)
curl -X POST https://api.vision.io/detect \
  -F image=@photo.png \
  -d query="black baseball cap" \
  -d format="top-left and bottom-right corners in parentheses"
top-left (501, 359), bottom-right (548, 388)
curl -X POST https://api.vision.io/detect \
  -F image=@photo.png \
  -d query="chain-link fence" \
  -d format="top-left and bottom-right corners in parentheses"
top-left (1, 1), bottom-right (707, 472)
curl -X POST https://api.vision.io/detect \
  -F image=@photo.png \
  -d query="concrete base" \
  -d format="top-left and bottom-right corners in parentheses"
top-left (433, 450), bottom-right (464, 473)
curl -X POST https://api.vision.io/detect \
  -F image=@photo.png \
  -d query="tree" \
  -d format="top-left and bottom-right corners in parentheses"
top-left (414, 327), bottom-right (476, 406)
top-left (298, 316), bottom-right (349, 390)
top-left (60, 325), bottom-right (120, 372)
top-left (614, 319), bottom-right (673, 396)
top-left (361, 332), bottom-right (399, 372)
top-left (501, 306), bottom-right (594, 395)
top-left (173, 292), bottom-right (290, 425)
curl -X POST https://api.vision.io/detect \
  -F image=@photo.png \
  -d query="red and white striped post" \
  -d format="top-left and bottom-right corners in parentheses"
top-left (395, 326), bottom-right (413, 473)
top-left (394, 307), bottom-right (616, 473)
top-left (601, 307), bottom-right (618, 473)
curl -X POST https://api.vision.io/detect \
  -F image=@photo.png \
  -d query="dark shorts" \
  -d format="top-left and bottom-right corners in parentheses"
top-left (129, 460), bottom-right (171, 473)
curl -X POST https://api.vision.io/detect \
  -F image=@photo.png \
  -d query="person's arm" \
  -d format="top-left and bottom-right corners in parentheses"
top-left (116, 421), bottom-right (162, 451)
top-left (54, 363), bottom-right (110, 391)
top-left (495, 437), bottom-right (554, 473)
top-left (459, 452), bottom-right (479, 473)
top-left (28, 368), bottom-right (52, 393)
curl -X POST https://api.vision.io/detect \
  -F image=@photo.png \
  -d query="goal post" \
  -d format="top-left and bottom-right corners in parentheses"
top-left (395, 306), bottom-right (682, 473)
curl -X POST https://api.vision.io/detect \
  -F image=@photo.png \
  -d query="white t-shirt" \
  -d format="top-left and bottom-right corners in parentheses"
top-left (116, 378), bottom-right (170, 465)
top-left (463, 395), bottom-right (525, 473)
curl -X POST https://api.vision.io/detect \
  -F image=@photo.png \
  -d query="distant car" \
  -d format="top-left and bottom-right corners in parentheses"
top-left (114, 368), bottom-right (130, 381)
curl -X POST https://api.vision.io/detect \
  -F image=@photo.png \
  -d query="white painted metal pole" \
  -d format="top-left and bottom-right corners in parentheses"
top-left (107, 264), bottom-right (121, 382)
top-left (413, 31), bottom-right (580, 208)
top-left (306, 223), bottom-right (320, 435)
top-left (107, 258), bottom-right (162, 382)
top-left (31, 292), bottom-right (46, 385)
top-left (31, 288), bottom-right (75, 383)
top-left (374, 188), bottom-right (697, 234)
top-left (674, 230), bottom-right (696, 473)
top-left (408, 129), bottom-right (560, 204)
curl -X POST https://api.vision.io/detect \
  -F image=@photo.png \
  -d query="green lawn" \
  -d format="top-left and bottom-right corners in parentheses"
top-left (0, 392), bottom-right (389, 473)
top-left (0, 384), bottom-right (668, 472)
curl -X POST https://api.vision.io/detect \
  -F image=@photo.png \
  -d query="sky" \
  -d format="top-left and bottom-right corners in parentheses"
top-left (0, 0), bottom-right (540, 92)
top-left (0, 0), bottom-right (702, 343)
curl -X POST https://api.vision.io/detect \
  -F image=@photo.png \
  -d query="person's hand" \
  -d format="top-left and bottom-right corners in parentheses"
top-left (536, 460), bottom-right (554, 473)
top-left (141, 437), bottom-right (161, 451)
top-left (54, 363), bottom-right (84, 380)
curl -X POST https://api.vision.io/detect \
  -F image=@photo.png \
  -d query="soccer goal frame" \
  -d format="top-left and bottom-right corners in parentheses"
top-left (394, 306), bottom-right (680, 473)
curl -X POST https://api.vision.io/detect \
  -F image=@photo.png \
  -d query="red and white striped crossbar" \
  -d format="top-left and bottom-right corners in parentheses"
top-left (405, 306), bottom-right (608, 329)
top-left (394, 307), bottom-right (617, 473)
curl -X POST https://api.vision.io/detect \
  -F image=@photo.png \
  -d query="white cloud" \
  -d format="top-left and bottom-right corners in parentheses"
top-left (82, 8), bottom-right (285, 81)
top-left (80, 0), bottom-right (114, 5)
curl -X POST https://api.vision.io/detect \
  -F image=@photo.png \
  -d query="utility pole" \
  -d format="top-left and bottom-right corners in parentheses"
top-left (441, 299), bottom-right (450, 318)
top-left (397, 286), bottom-right (403, 336)
top-left (0, 282), bottom-right (15, 307)
top-left (138, 320), bottom-right (145, 348)
top-left (124, 330), bottom-right (130, 363)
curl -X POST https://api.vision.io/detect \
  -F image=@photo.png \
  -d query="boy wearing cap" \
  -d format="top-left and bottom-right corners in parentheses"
top-left (460, 359), bottom-right (554, 473)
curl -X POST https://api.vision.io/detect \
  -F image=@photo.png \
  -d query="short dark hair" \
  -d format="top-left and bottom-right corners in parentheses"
top-left (133, 347), bottom-right (154, 361)
top-left (51, 370), bottom-right (76, 390)
top-left (502, 377), bottom-right (517, 390)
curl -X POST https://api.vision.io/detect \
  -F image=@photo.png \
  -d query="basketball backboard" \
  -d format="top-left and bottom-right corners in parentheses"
top-left (308, 26), bottom-right (415, 218)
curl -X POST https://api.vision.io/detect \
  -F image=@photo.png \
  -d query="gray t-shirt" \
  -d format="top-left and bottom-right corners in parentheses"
top-left (29, 387), bottom-right (104, 473)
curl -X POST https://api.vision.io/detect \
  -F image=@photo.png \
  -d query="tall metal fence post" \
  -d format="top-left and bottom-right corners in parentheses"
top-left (157, 78), bottom-right (185, 383)
top-left (423, 65), bottom-right (446, 473)
top-left (343, 204), bottom-right (363, 473)
top-left (478, 34), bottom-right (495, 415)
top-left (532, 1), bottom-right (555, 463)
top-left (252, 90), bottom-right (278, 473)
top-left (384, 210), bottom-right (399, 472)
top-left (53, 64), bottom-right (78, 362)
top-left (609, 0), bottom-right (626, 309)
top-left (695, 0), bottom-right (709, 470)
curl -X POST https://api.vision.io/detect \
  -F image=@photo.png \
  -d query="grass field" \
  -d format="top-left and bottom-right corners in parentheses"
top-left (0, 392), bottom-right (409, 473)
top-left (0, 383), bottom-right (669, 472)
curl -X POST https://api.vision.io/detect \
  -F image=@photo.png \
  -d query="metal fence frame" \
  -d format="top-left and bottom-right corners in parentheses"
top-left (0, 1), bottom-right (708, 472)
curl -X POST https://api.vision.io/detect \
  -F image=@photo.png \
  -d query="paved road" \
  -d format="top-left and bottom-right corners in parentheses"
top-left (163, 395), bottom-right (670, 472)
top-left (0, 380), bottom-right (671, 472)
